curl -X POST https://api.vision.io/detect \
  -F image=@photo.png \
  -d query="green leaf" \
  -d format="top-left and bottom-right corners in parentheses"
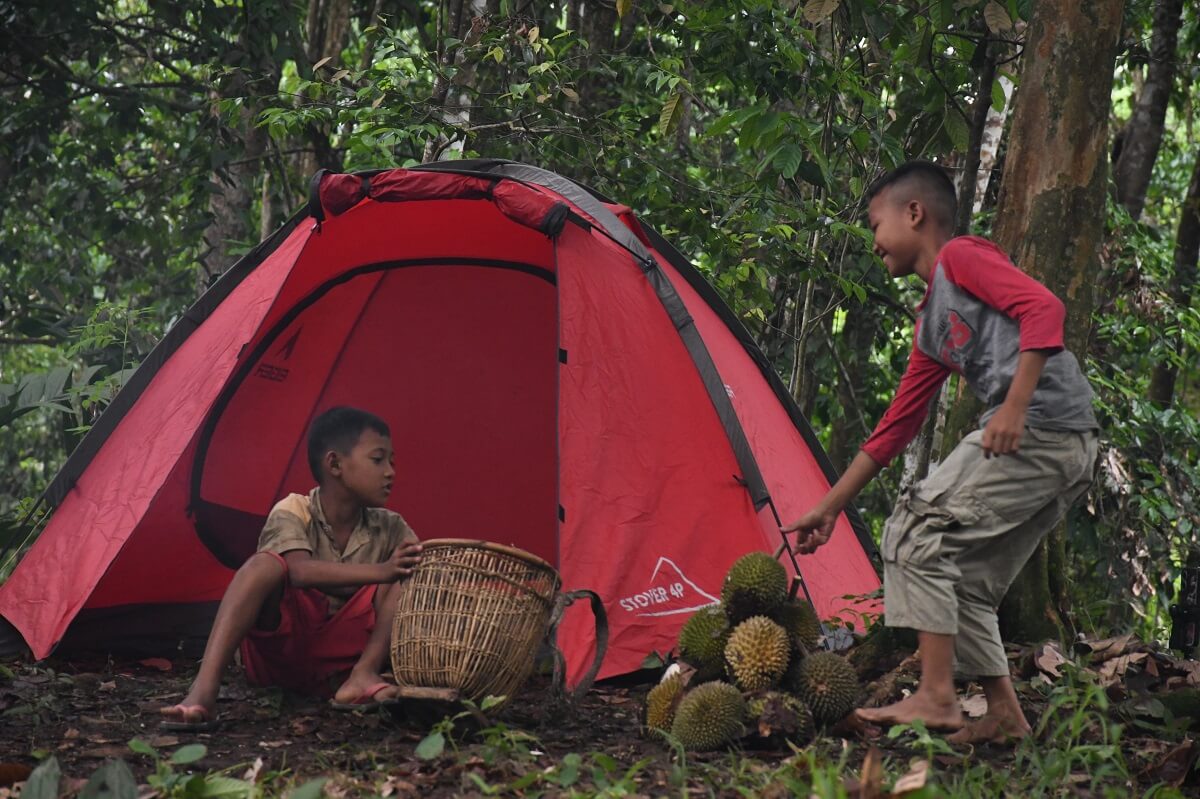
top-left (288, 778), bottom-right (328, 799)
top-left (773, 143), bottom-right (804, 179)
top-left (127, 738), bottom-right (157, 757)
top-left (169, 743), bottom-right (208, 765)
top-left (415, 731), bottom-right (446, 760)
top-left (802, 0), bottom-right (840, 24)
top-left (983, 1), bottom-right (1012, 32)
top-left (23, 757), bottom-right (61, 799)
top-left (555, 753), bottom-right (582, 786)
top-left (197, 776), bottom-right (254, 798)
top-left (480, 695), bottom-right (506, 711)
top-left (943, 109), bottom-right (969, 152)
top-left (79, 760), bottom-right (137, 799)
top-left (991, 78), bottom-right (1007, 111)
top-left (616, 0), bottom-right (633, 18)
top-left (658, 91), bottom-right (683, 137)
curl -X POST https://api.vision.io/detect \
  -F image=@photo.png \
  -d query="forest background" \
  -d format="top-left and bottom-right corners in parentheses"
top-left (1, 0), bottom-right (1199, 651)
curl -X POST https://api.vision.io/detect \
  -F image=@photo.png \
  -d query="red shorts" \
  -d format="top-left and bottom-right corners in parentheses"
top-left (238, 552), bottom-right (378, 696)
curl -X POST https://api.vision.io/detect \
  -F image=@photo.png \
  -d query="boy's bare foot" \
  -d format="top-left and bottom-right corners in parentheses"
top-left (332, 672), bottom-right (400, 707)
top-left (160, 686), bottom-right (220, 730)
top-left (946, 711), bottom-right (1030, 745)
top-left (855, 691), bottom-right (965, 731)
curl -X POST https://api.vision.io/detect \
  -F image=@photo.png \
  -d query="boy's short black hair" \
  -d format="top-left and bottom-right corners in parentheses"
top-left (307, 406), bottom-right (391, 481)
top-left (865, 161), bottom-right (958, 234)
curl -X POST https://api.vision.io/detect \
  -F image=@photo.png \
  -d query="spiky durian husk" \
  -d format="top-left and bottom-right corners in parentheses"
top-left (724, 616), bottom-right (790, 691)
top-left (790, 652), bottom-right (859, 726)
top-left (746, 691), bottom-right (816, 747)
top-left (645, 674), bottom-right (685, 733)
top-left (721, 552), bottom-right (788, 623)
top-left (771, 598), bottom-right (822, 654)
top-left (677, 605), bottom-right (730, 679)
top-left (669, 681), bottom-right (746, 751)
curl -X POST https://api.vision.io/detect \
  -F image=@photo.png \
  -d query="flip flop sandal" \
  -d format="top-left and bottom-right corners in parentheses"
top-left (329, 682), bottom-right (400, 711)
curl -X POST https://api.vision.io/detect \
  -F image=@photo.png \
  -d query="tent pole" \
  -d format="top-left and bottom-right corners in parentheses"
top-left (765, 498), bottom-right (815, 608)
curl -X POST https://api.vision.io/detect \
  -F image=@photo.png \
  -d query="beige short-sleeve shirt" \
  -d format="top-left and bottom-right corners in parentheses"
top-left (257, 487), bottom-right (418, 610)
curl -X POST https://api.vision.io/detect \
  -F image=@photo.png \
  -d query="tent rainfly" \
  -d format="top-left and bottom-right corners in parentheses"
top-left (0, 161), bottom-right (880, 686)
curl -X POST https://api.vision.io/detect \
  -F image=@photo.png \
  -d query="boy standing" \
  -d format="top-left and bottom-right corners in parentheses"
top-left (161, 406), bottom-right (423, 730)
top-left (783, 162), bottom-right (1098, 745)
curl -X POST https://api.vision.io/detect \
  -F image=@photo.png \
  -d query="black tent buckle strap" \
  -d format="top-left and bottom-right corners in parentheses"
top-left (547, 589), bottom-right (608, 703)
top-left (540, 202), bottom-right (570, 238)
top-left (307, 169), bottom-right (330, 223)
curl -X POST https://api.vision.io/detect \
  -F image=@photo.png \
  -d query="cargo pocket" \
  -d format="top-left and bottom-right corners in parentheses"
top-left (882, 486), bottom-right (981, 566)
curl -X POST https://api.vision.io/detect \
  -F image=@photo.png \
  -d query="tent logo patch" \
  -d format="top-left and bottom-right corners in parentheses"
top-left (618, 557), bottom-right (720, 617)
top-left (254, 328), bottom-right (302, 382)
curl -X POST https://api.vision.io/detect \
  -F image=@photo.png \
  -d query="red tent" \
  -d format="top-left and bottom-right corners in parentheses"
top-left (0, 161), bottom-right (880, 685)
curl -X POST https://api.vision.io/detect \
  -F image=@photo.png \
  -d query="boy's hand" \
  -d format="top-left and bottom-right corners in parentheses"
top-left (378, 542), bottom-right (423, 582)
top-left (781, 508), bottom-right (838, 554)
top-left (981, 402), bottom-right (1026, 458)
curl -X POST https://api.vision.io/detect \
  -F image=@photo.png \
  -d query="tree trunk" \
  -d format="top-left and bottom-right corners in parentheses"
top-left (199, 6), bottom-right (289, 286)
top-left (298, 0), bottom-right (352, 177)
top-left (988, 0), bottom-right (1124, 642)
top-left (1113, 0), bottom-right (1184, 220)
top-left (1148, 151), bottom-right (1200, 407)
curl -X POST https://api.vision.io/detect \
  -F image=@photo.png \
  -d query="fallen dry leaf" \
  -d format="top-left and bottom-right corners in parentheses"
top-left (1085, 633), bottom-right (1135, 662)
top-left (144, 735), bottom-right (180, 748)
top-left (242, 757), bottom-right (264, 783)
top-left (844, 745), bottom-right (884, 799)
top-left (1034, 643), bottom-right (1067, 678)
top-left (138, 658), bottom-right (173, 672)
top-left (1140, 738), bottom-right (1197, 788)
top-left (1098, 652), bottom-right (1148, 686)
top-left (80, 744), bottom-right (130, 759)
top-left (891, 759), bottom-right (929, 794)
top-left (99, 681), bottom-right (117, 692)
top-left (959, 694), bottom-right (988, 718)
top-left (258, 740), bottom-right (292, 749)
top-left (289, 716), bottom-right (318, 736)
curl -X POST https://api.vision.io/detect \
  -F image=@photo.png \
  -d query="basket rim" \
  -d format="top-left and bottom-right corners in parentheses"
top-left (417, 538), bottom-right (559, 574)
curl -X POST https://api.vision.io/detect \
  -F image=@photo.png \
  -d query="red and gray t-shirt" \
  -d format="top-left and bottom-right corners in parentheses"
top-left (861, 236), bottom-right (1098, 466)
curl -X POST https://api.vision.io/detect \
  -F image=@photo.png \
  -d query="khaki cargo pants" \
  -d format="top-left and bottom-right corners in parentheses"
top-left (882, 426), bottom-right (1099, 678)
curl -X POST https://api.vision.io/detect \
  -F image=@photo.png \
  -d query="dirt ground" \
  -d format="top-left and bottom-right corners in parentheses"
top-left (0, 647), bottom-right (1195, 797)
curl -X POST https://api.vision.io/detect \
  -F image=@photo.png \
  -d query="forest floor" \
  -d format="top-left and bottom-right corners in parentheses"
top-left (1, 636), bottom-right (1198, 797)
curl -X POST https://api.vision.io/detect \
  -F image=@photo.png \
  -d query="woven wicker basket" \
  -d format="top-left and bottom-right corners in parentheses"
top-left (389, 539), bottom-right (562, 705)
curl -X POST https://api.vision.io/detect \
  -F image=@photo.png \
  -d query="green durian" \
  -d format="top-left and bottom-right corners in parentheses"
top-left (771, 598), bottom-right (822, 653)
top-left (724, 616), bottom-right (790, 691)
top-left (678, 605), bottom-right (730, 679)
top-left (746, 691), bottom-right (815, 747)
top-left (789, 652), bottom-right (860, 727)
top-left (722, 552), bottom-right (788, 623)
top-left (645, 673), bottom-right (685, 733)
top-left (669, 681), bottom-right (746, 751)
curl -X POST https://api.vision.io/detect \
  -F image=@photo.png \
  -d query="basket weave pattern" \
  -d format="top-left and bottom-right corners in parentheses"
top-left (390, 540), bottom-right (561, 703)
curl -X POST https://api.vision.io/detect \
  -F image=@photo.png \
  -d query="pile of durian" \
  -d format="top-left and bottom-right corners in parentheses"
top-left (644, 551), bottom-right (861, 751)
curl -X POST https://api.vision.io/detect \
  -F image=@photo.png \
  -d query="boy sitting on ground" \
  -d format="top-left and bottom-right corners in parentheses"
top-left (161, 406), bottom-right (422, 730)
top-left (783, 161), bottom-right (1099, 745)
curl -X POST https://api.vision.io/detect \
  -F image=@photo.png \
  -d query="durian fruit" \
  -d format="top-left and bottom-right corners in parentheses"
top-left (789, 651), bottom-right (860, 727)
top-left (645, 673), bottom-right (685, 733)
top-left (669, 681), bottom-right (747, 751)
top-left (746, 691), bottom-right (815, 747)
top-left (722, 552), bottom-right (788, 623)
top-left (771, 598), bottom-right (822, 654)
top-left (677, 605), bottom-right (730, 679)
top-left (724, 616), bottom-right (790, 691)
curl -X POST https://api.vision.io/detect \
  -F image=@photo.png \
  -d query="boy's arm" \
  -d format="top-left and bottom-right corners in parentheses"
top-left (981, 349), bottom-right (1050, 457)
top-left (782, 451), bottom-right (883, 553)
top-left (283, 543), bottom-right (422, 589)
top-left (782, 343), bottom-right (947, 552)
